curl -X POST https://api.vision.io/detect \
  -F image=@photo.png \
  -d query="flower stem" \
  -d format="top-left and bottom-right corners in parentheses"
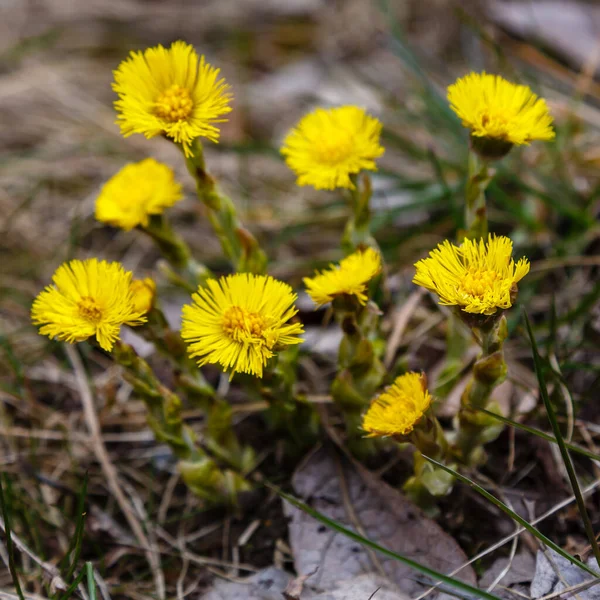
top-left (112, 342), bottom-right (251, 503)
top-left (342, 173), bottom-right (378, 253)
top-left (403, 410), bottom-right (455, 511)
top-left (259, 347), bottom-right (319, 451)
top-left (464, 150), bottom-right (492, 241)
top-left (183, 138), bottom-right (267, 274)
top-left (144, 214), bottom-right (212, 290)
top-left (331, 299), bottom-right (384, 450)
top-left (437, 151), bottom-right (493, 396)
top-left (455, 315), bottom-right (508, 465)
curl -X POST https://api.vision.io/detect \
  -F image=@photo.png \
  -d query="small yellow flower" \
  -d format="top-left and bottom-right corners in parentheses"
top-left (281, 106), bottom-right (384, 190)
top-left (413, 235), bottom-right (530, 316)
top-left (363, 372), bottom-right (431, 438)
top-left (304, 247), bottom-right (382, 307)
top-left (181, 274), bottom-right (304, 378)
top-left (130, 278), bottom-right (156, 314)
top-left (113, 41), bottom-right (232, 157)
top-left (448, 72), bottom-right (555, 146)
top-left (95, 159), bottom-right (183, 231)
top-left (32, 259), bottom-right (146, 351)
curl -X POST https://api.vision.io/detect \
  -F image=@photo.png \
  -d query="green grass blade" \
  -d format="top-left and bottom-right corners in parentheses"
top-left (0, 474), bottom-right (25, 600)
top-left (86, 562), bottom-right (97, 600)
top-left (272, 485), bottom-right (503, 600)
top-left (57, 568), bottom-right (87, 600)
top-left (422, 456), bottom-right (600, 579)
top-left (59, 472), bottom-right (89, 582)
top-left (525, 311), bottom-right (600, 570)
top-left (471, 406), bottom-right (600, 462)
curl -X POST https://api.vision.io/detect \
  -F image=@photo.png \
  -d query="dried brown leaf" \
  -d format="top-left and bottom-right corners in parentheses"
top-left (283, 447), bottom-right (476, 598)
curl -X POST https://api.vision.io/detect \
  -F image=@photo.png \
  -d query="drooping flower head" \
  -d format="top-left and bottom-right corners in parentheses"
top-left (181, 274), bottom-right (304, 378)
top-left (113, 41), bottom-right (232, 157)
top-left (32, 259), bottom-right (146, 351)
top-left (448, 72), bottom-right (554, 155)
top-left (413, 234), bottom-right (530, 316)
top-left (95, 159), bottom-right (183, 231)
top-left (304, 247), bottom-right (382, 307)
top-left (130, 277), bottom-right (156, 314)
top-left (281, 106), bottom-right (384, 190)
top-left (363, 372), bottom-right (431, 438)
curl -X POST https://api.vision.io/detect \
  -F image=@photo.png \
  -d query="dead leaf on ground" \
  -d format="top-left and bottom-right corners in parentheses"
top-left (202, 568), bottom-right (411, 600)
top-left (202, 567), bottom-right (294, 600)
top-left (311, 574), bottom-right (410, 600)
top-left (283, 447), bottom-right (476, 598)
top-left (531, 549), bottom-right (600, 599)
top-left (480, 551), bottom-right (535, 600)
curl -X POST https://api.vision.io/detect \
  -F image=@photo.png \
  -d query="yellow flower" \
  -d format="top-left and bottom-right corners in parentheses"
top-left (363, 372), bottom-right (431, 438)
top-left (113, 41), bottom-right (232, 157)
top-left (130, 278), bottom-right (156, 314)
top-left (448, 72), bottom-right (555, 146)
top-left (413, 235), bottom-right (530, 316)
top-left (281, 106), bottom-right (384, 190)
top-left (304, 247), bottom-right (382, 307)
top-left (32, 259), bottom-right (146, 351)
top-left (181, 274), bottom-right (304, 378)
top-left (95, 159), bottom-right (183, 231)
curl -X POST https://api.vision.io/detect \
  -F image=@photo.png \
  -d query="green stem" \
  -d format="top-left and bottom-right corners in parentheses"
top-left (436, 151), bottom-right (493, 396)
top-left (403, 411), bottom-right (455, 509)
top-left (331, 300), bottom-right (384, 450)
top-left (113, 342), bottom-right (201, 460)
top-left (143, 215), bottom-right (212, 289)
top-left (183, 138), bottom-right (267, 274)
top-left (112, 342), bottom-right (251, 503)
top-left (464, 150), bottom-right (491, 240)
top-left (137, 306), bottom-right (216, 400)
top-left (455, 315), bottom-right (508, 465)
top-left (342, 173), bottom-right (378, 253)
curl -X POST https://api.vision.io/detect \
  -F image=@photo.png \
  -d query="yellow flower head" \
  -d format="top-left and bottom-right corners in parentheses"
top-left (448, 72), bottom-right (555, 146)
top-left (363, 372), bottom-right (431, 438)
top-left (113, 41), bottom-right (232, 157)
top-left (304, 247), bottom-right (382, 307)
top-left (95, 159), bottom-right (183, 231)
top-left (130, 277), bottom-right (156, 314)
top-left (281, 106), bottom-right (384, 190)
top-left (181, 274), bottom-right (304, 378)
top-left (413, 235), bottom-right (530, 316)
top-left (32, 259), bottom-right (146, 351)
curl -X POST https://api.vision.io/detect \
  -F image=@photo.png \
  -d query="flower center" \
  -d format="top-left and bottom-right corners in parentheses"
top-left (459, 268), bottom-right (499, 299)
top-left (479, 110), bottom-right (512, 137)
top-left (222, 306), bottom-right (268, 342)
top-left (78, 296), bottom-right (103, 323)
top-left (155, 84), bottom-right (193, 122)
top-left (315, 132), bottom-right (354, 166)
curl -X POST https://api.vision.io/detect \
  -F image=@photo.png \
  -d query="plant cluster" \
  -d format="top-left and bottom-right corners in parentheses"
top-left (31, 44), bottom-right (556, 510)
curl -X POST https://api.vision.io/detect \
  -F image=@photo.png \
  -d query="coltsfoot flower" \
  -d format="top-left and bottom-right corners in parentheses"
top-left (113, 41), bottom-right (232, 157)
top-left (413, 234), bottom-right (530, 316)
top-left (32, 259), bottom-right (146, 351)
top-left (130, 277), bottom-right (156, 314)
top-left (304, 247), bottom-right (382, 307)
top-left (95, 159), bottom-right (183, 230)
top-left (363, 372), bottom-right (431, 438)
top-left (281, 106), bottom-right (384, 190)
top-left (448, 72), bottom-right (554, 153)
top-left (181, 274), bottom-right (304, 378)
